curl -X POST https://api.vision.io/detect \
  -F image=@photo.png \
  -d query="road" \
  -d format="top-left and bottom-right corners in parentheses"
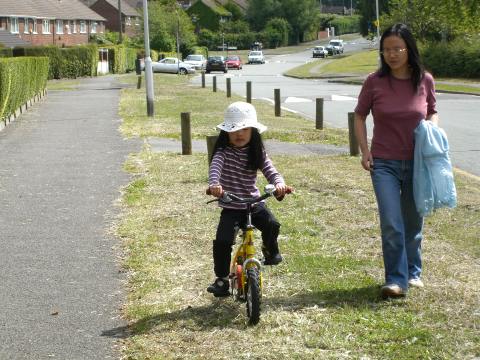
top-left (193, 39), bottom-right (480, 177)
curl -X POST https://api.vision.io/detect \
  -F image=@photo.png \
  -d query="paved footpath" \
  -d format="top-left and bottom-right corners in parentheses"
top-left (0, 76), bottom-right (139, 359)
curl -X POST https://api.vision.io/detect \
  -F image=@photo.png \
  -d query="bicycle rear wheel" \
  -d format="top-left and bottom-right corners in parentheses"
top-left (246, 268), bottom-right (261, 325)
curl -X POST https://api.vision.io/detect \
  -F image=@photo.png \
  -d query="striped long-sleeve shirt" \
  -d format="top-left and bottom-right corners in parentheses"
top-left (209, 146), bottom-right (285, 210)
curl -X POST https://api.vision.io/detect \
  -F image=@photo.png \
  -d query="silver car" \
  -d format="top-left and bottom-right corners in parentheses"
top-left (151, 57), bottom-right (196, 75)
top-left (247, 51), bottom-right (265, 64)
top-left (184, 54), bottom-right (207, 70)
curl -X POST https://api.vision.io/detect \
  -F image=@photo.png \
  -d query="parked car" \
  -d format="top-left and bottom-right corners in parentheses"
top-left (206, 56), bottom-right (228, 73)
top-left (312, 46), bottom-right (328, 58)
top-left (225, 55), bottom-right (243, 70)
top-left (151, 57), bottom-right (196, 74)
top-left (247, 51), bottom-right (265, 64)
top-left (326, 39), bottom-right (344, 55)
top-left (183, 54), bottom-right (207, 70)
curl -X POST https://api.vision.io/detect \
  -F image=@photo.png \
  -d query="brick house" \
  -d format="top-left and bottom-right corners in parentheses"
top-left (0, 0), bottom-right (106, 48)
top-left (89, 0), bottom-right (140, 38)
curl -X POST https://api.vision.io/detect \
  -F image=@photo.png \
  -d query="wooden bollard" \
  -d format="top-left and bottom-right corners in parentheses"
top-left (181, 112), bottom-right (192, 155)
top-left (316, 98), bottom-right (324, 130)
top-left (348, 112), bottom-right (359, 156)
top-left (201, 71), bottom-right (205, 88)
top-left (246, 81), bottom-right (252, 103)
top-left (274, 88), bottom-right (281, 117)
top-left (213, 76), bottom-right (217, 92)
top-left (206, 135), bottom-right (218, 165)
top-left (137, 75), bottom-right (142, 89)
top-left (226, 77), bottom-right (231, 97)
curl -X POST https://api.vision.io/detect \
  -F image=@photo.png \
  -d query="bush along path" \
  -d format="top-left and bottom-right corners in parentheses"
top-left (116, 73), bottom-right (479, 359)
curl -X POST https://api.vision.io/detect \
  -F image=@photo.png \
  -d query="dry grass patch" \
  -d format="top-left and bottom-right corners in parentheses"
top-left (116, 150), bottom-right (479, 360)
top-left (119, 73), bottom-right (348, 145)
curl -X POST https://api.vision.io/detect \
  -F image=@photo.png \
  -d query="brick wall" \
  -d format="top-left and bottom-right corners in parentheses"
top-left (90, 0), bottom-right (139, 37)
top-left (2, 17), bottom-right (104, 47)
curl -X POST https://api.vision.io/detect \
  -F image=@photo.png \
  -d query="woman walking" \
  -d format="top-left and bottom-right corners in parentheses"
top-left (354, 23), bottom-right (439, 298)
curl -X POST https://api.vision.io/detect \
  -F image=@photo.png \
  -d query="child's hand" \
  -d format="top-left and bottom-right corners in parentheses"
top-left (209, 185), bottom-right (223, 198)
top-left (275, 183), bottom-right (288, 198)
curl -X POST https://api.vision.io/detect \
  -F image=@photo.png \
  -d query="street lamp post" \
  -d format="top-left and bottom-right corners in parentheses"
top-left (142, 0), bottom-right (154, 116)
top-left (118, 0), bottom-right (122, 43)
top-left (176, 12), bottom-right (180, 73)
top-left (375, 0), bottom-right (380, 42)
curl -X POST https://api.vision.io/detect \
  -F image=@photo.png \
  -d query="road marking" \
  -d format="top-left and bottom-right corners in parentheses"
top-left (284, 97), bottom-right (312, 103)
top-left (331, 94), bottom-right (357, 101)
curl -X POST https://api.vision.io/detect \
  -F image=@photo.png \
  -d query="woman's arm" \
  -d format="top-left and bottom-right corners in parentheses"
top-left (426, 112), bottom-right (439, 126)
top-left (354, 113), bottom-right (373, 171)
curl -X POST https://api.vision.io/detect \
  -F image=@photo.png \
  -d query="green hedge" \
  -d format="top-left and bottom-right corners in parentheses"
top-left (0, 48), bottom-right (13, 58)
top-left (0, 57), bottom-right (48, 120)
top-left (421, 40), bottom-right (480, 78)
top-left (107, 45), bottom-right (137, 74)
top-left (18, 45), bottom-right (98, 79)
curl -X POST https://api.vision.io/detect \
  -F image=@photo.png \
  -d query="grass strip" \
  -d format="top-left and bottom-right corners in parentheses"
top-left (117, 151), bottom-right (479, 360)
top-left (116, 73), bottom-right (480, 359)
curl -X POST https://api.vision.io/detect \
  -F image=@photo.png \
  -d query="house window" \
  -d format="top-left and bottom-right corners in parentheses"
top-left (80, 20), bottom-right (86, 33)
top-left (43, 19), bottom-right (50, 34)
top-left (72, 21), bottom-right (77, 33)
top-left (10, 17), bottom-right (19, 33)
top-left (56, 20), bottom-right (63, 34)
top-left (91, 21), bottom-right (97, 33)
top-left (24, 18), bottom-right (30, 33)
top-left (32, 19), bottom-right (38, 34)
top-left (126, 17), bottom-right (131, 26)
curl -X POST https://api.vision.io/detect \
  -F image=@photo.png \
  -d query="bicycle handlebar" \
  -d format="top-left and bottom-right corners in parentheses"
top-left (206, 185), bottom-right (293, 205)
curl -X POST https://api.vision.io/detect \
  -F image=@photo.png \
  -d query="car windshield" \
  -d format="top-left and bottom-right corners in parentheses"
top-left (250, 51), bottom-right (261, 56)
top-left (330, 41), bottom-right (341, 46)
top-left (227, 56), bottom-right (239, 60)
top-left (187, 55), bottom-right (202, 61)
top-left (209, 56), bottom-right (223, 61)
top-left (315, 47), bottom-right (324, 50)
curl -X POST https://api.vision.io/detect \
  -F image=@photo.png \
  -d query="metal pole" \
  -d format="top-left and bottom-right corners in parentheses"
top-left (176, 12), bottom-right (180, 73)
top-left (143, 0), bottom-right (154, 116)
top-left (118, 0), bottom-right (122, 43)
top-left (375, 0), bottom-right (380, 42)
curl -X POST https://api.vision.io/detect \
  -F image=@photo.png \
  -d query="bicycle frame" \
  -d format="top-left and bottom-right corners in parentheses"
top-left (230, 203), bottom-right (262, 301)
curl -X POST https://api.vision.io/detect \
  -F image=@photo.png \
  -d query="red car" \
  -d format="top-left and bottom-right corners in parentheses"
top-left (225, 55), bottom-right (243, 70)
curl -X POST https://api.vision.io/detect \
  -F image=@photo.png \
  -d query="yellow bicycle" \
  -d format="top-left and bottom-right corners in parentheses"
top-left (207, 184), bottom-right (292, 325)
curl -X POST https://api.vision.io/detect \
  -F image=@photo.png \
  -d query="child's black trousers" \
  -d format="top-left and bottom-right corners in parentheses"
top-left (213, 203), bottom-right (280, 278)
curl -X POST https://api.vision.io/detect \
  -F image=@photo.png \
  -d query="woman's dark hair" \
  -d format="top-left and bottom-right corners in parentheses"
top-left (379, 23), bottom-right (424, 92)
top-left (212, 128), bottom-right (265, 170)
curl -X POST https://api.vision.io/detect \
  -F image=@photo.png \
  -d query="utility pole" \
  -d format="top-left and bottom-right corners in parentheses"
top-left (142, 0), bottom-right (154, 116)
top-left (176, 11), bottom-right (180, 73)
top-left (350, 0), bottom-right (353, 15)
top-left (375, 0), bottom-right (380, 42)
top-left (118, 0), bottom-right (122, 43)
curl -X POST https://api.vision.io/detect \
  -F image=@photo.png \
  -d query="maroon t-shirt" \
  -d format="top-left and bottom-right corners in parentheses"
top-left (355, 71), bottom-right (437, 160)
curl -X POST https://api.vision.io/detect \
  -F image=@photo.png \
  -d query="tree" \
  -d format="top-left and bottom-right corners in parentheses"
top-left (246, 0), bottom-right (281, 31)
top-left (279, 0), bottom-right (318, 43)
top-left (263, 18), bottom-right (290, 48)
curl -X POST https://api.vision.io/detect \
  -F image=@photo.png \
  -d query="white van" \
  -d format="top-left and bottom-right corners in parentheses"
top-left (326, 39), bottom-right (344, 55)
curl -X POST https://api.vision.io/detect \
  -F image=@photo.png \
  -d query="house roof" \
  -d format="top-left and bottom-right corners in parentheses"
top-left (0, 0), bottom-right (106, 21)
top-left (218, 0), bottom-right (247, 12)
top-left (195, 0), bottom-right (231, 16)
top-left (0, 29), bottom-right (31, 48)
top-left (96, 0), bottom-right (139, 16)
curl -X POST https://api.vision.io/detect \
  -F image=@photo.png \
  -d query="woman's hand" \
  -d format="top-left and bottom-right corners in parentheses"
top-left (361, 150), bottom-right (374, 172)
top-left (209, 185), bottom-right (223, 198)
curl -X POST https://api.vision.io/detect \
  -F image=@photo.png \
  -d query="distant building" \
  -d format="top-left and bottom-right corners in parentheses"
top-left (90, 0), bottom-right (140, 37)
top-left (0, 0), bottom-right (106, 47)
top-left (186, 0), bottom-right (231, 31)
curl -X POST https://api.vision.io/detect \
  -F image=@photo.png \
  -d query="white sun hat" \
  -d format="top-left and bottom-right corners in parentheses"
top-left (216, 101), bottom-right (267, 133)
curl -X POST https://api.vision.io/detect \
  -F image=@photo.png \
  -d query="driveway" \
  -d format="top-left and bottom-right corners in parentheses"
top-left (0, 76), bottom-right (139, 359)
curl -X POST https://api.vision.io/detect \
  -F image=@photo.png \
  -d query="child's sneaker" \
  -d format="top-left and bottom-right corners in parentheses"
top-left (262, 247), bottom-right (283, 265)
top-left (263, 253), bottom-right (283, 265)
top-left (207, 278), bottom-right (230, 297)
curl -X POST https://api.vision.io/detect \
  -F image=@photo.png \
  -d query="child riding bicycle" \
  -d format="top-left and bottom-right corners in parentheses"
top-left (207, 101), bottom-right (289, 297)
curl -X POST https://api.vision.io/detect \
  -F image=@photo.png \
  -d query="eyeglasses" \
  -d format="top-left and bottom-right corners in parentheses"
top-left (380, 48), bottom-right (407, 55)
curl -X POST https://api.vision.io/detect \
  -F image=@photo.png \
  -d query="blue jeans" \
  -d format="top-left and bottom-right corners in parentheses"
top-left (371, 159), bottom-right (423, 290)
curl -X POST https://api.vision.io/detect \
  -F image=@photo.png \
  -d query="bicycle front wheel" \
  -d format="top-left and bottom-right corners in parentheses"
top-left (246, 268), bottom-right (261, 325)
